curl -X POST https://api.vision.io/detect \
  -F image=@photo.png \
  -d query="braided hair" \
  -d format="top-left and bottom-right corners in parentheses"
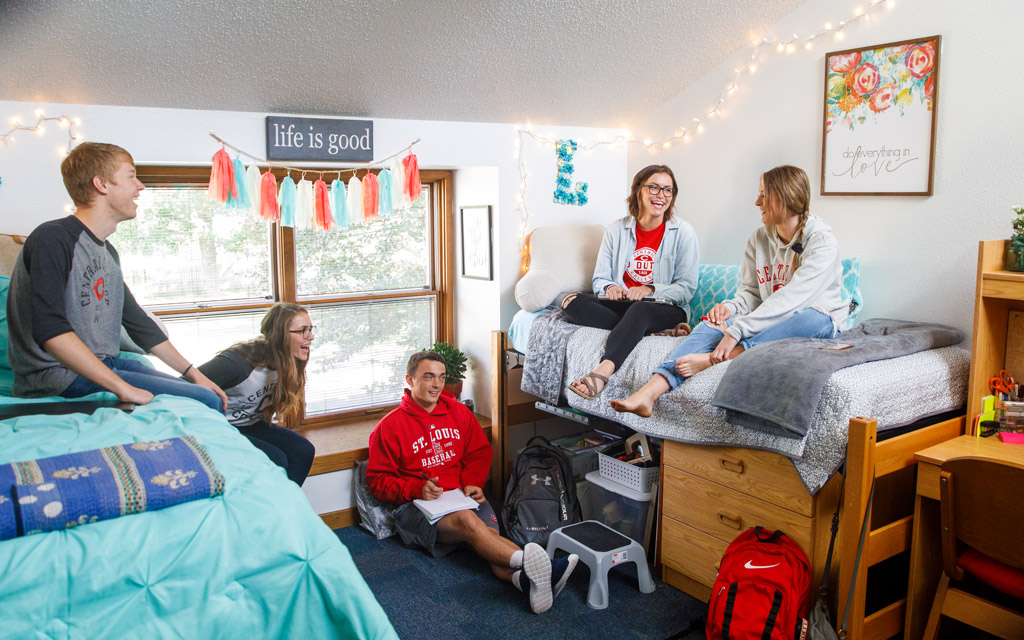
top-left (760, 165), bottom-right (810, 272)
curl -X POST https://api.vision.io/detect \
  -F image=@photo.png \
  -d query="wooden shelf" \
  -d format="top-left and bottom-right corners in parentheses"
top-left (981, 269), bottom-right (1024, 300)
top-left (981, 269), bottom-right (1024, 283)
top-left (968, 240), bottom-right (1022, 420)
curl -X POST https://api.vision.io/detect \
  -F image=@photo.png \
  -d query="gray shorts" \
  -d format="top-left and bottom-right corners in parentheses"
top-left (394, 497), bottom-right (500, 558)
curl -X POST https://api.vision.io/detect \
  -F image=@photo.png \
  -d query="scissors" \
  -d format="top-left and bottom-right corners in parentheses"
top-left (989, 369), bottom-right (1019, 400)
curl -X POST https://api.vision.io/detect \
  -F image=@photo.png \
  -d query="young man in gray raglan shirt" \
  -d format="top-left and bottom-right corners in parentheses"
top-left (6, 142), bottom-right (227, 412)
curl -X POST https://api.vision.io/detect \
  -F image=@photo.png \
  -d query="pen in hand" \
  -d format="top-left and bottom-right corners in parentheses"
top-left (419, 472), bottom-right (441, 488)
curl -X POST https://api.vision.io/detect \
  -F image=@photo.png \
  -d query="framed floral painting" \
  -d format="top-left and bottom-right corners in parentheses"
top-left (821, 36), bottom-right (941, 195)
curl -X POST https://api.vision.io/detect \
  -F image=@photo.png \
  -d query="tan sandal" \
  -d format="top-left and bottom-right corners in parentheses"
top-left (567, 372), bottom-right (609, 400)
top-left (652, 322), bottom-right (692, 337)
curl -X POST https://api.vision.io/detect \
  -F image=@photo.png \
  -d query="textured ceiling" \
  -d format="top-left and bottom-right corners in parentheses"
top-left (0, 0), bottom-right (808, 127)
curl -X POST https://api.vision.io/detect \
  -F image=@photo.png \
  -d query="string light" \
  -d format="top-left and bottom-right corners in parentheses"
top-left (644, 0), bottom-right (895, 152)
top-left (1, 110), bottom-right (82, 154)
top-left (512, 0), bottom-right (897, 254)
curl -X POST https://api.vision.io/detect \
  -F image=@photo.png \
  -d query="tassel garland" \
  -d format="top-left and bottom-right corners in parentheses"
top-left (362, 172), bottom-right (380, 221)
top-left (260, 171), bottom-right (280, 221)
top-left (205, 134), bottom-right (420, 231)
top-left (347, 176), bottom-right (363, 224)
top-left (226, 156), bottom-right (251, 210)
top-left (279, 176), bottom-right (297, 228)
top-left (296, 178), bottom-right (314, 229)
top-left (208, 148), bottom-right (236, 203)
top-left (247, 164), bottom-right (264, 218)
top-left (313, 179), bottom-right (334, 231)
top-left (331, 179), bottom-right (349, 229)
top-left (402, 154), bottom-right (421, 202)
top-left (377, 169), bottom-right (393, 217)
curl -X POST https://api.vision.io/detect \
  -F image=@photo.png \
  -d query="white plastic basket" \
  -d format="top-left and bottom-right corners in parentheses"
top-left (597, 451), bottom-right (659, 493)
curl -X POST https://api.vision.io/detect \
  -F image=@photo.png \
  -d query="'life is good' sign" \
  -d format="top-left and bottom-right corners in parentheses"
top-left (265, 116), bottom-right (373, 162)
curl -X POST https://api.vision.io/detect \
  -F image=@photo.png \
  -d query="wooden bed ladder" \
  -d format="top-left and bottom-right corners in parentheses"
top-left (838, 416), bottom-right (963, 640)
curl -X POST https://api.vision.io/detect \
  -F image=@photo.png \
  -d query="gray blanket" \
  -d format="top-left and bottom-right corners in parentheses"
top-left (712, 318), bottom-right (965, 438)
top-left (521, 311), bottom-right (581, 403)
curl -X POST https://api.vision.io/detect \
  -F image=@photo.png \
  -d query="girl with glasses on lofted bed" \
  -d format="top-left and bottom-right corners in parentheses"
top-left (611, 165), bottom-right (848, 417)
top-left (561, 164), bottom-right (700, 400)
top-left (197, 303), bottom-right (316, 485)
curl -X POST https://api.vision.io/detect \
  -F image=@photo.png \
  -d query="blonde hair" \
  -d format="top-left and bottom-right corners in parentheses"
top-left (627, 165), bottom-right (678, 222)
top-left (762, 165), bottom-right (811, 272)
top-left (761, 165), bottom-right (810, 220)
top-left (233, 303), bottom-right (309, 428)
top-left (60, 142), bottom-right (135, 207)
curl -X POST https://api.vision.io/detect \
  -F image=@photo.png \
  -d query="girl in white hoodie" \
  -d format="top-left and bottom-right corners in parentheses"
top-left (611, 165), bottom-right (847, 417)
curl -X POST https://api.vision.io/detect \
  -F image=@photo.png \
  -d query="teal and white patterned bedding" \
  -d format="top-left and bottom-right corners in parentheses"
top-left (0, 394), bottom-right (398, 640)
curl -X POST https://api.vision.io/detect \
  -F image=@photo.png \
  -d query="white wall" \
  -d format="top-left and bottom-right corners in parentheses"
top-left (629, 0), bottom-right (1024, 338)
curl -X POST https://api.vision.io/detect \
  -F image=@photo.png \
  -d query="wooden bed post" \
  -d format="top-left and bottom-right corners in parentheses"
top-left (838, 416), bottom-right (877, 638)
top-left (490, 330), bottom-right (507, 494)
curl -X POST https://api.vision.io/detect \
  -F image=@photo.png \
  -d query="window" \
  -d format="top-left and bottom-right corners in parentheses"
top-left (113, 167), bottom-right (454, 424)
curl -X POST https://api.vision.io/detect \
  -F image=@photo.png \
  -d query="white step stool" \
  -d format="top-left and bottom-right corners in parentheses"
top-left (546, 520), bottom-right (655, 610)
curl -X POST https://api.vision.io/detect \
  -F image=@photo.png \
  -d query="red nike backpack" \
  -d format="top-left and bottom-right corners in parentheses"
top-left (706, 527), bottom-right (812, 640)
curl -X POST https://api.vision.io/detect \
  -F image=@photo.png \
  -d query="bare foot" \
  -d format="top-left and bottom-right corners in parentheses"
top-left (676, 353), bottom-right (713, 378)
top-left (610, 395), bottom-right (653, 418)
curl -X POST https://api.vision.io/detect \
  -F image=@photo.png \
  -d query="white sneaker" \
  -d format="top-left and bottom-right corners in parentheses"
top-left (521, 542), bottom-right (553, 614)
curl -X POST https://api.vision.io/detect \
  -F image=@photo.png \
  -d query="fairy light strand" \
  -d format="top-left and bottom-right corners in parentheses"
top-left (1, 109), bottom-right (83, 155)
top-left (208, 132), bottom-right (421, 179)
top-left (514, 0), bottom-right (898, 252)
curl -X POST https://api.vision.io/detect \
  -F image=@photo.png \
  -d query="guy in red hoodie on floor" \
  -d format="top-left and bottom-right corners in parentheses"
top-left (367, 350), bottom-right (577, 614)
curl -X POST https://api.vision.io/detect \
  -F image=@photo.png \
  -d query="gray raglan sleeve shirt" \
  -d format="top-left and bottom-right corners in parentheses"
top-left (6, 216), bottom-right (165, 397)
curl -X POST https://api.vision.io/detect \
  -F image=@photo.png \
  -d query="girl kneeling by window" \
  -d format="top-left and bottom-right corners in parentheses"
top-left (198, 303), bottom-right (316, 484)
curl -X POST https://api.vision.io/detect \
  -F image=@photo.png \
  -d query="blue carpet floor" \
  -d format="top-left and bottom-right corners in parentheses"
top-left (335, 524), bottom-right (706, 640)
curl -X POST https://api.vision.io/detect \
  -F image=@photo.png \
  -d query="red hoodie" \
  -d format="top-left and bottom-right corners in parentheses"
top-left (367, 389), bottom-right (492, 504)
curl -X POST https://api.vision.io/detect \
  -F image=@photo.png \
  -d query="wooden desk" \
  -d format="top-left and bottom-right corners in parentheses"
top-left (904, 435), bottom-right (1024, 638)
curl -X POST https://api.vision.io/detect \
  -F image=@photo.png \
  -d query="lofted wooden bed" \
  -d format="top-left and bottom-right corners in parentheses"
top-left (491, 329), bottom-right (964, 639)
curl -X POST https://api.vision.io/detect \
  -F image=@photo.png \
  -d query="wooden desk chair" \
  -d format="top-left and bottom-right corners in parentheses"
top-left (923, 457), bottom-right (1024, 639)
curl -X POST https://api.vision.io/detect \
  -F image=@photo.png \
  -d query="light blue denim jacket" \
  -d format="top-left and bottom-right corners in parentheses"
top-left (591, 215), bottom-right (700, 318)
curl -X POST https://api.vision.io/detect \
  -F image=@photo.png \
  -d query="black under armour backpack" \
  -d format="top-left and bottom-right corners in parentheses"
top-left (501, 435), bottom-right (582, 546)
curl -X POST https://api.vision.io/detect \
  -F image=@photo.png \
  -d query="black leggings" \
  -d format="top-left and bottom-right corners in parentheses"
top-left (237, 420), bottom-right (316, 486)
top-left (561, 293), bottom-right (687, 370)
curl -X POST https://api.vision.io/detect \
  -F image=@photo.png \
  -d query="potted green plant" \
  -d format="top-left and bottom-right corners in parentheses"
top-left (430, 341), bottom-right (468, 398)
top-left (1007, 206), bottom-right (1024, 272)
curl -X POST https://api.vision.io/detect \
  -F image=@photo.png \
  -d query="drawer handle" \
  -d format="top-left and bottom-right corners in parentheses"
top-left (714, 560), bottom-right (721, 571)
top-left (717, 511), bottom-right (743, 530)
top-left (719, 457), bottom-right (745, 474)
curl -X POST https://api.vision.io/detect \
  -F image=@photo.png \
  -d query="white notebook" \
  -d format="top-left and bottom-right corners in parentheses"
top-left (413, 489), bottom-right (480, 524)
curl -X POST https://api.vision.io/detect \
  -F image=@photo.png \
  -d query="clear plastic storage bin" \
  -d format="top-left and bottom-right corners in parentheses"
top-left (584, 471), bottom-right (655, 552)
top-left (552, 431), bottom-right (623, 483)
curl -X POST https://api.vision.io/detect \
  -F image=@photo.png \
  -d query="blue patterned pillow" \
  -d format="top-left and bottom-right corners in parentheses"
top-left (688, 260), bottom-right (862, 329)
top-left (690, 265), bottom-right (740, 321)
top-left (841, 257), bottom-right (862, 329)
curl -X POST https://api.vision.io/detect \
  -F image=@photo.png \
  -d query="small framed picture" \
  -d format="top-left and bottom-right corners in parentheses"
top-left (821, 35), bottom-right (941, 195)
top-left (460, 205), bottom-right (492, 280)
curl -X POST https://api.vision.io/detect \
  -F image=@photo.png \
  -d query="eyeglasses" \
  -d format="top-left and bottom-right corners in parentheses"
top-left (419, 373), bottom-right (448, 383)
top-left (643, 183), bottom-right (675, 197)
top-left (288, 326), bottom-right (316, 338)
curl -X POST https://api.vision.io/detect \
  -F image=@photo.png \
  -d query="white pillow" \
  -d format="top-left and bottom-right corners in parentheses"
top-left (514, 225), bottom-right (605, 311)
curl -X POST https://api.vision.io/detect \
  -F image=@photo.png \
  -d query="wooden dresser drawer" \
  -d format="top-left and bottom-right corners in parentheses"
top-left (662, 465), bottom-right (812, 549)
top-left (662, 439), bottom-right (812, 517)
top-left (661, 515), bottom-right (729, 589)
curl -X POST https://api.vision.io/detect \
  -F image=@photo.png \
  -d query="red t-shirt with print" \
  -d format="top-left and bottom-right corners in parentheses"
top-left (623, 222), bottom-right (666, 289)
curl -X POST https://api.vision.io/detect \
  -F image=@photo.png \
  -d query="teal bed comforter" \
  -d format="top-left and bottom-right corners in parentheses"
top-left (0, 394), bottom-right (398, 640)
